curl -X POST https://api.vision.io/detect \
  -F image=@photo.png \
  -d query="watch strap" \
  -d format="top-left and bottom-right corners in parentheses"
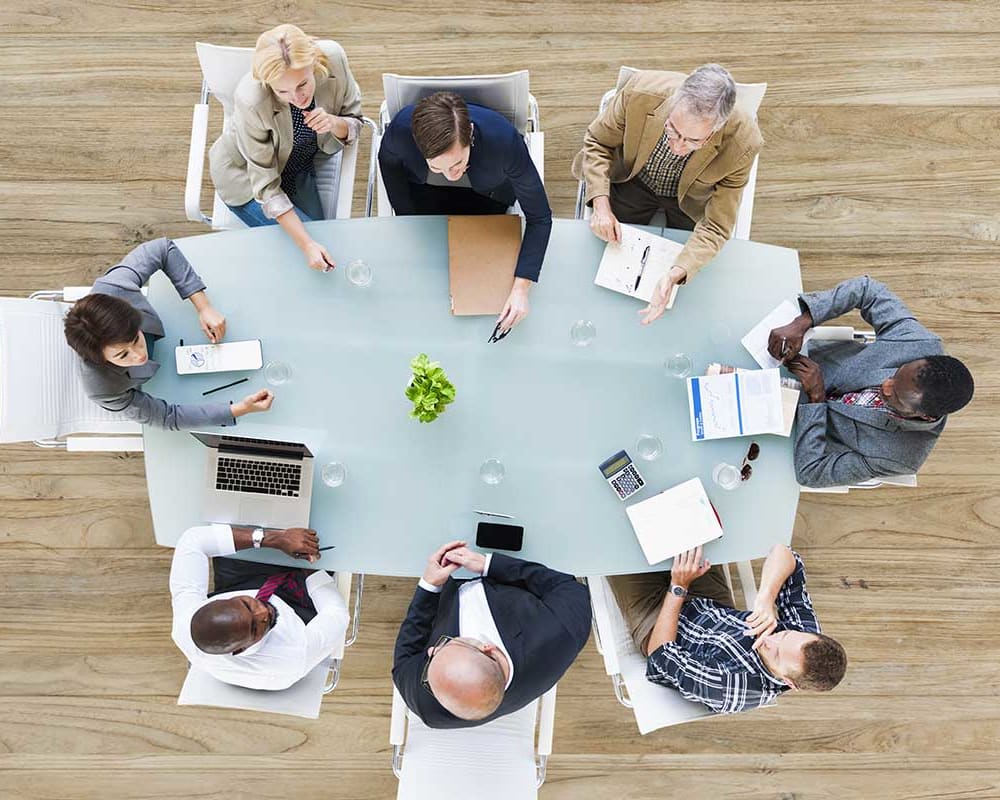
top-left (252, 527), bottom-right (265, 549)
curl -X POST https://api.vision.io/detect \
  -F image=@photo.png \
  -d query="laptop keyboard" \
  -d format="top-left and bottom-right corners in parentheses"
top-left (216, 457), bottom-right (302, 496)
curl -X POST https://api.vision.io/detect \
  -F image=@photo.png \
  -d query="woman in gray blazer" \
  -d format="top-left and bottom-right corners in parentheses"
top-left (64, 239), bottom-right (274, 431)
top-left (209, 24), bottom-right (364, 273)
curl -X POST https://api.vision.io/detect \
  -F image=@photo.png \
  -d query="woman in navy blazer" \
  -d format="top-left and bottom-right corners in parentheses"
top-left (378, 92), bottom-right (552, 331)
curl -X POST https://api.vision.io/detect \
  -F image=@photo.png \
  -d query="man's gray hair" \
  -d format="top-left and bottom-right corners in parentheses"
top-left (674, 64), bottom-right (737, 130)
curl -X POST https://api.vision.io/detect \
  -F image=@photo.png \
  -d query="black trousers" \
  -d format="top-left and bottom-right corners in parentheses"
top-left (609, 177), bottom-right (696, 230)
top-left (211, 556), bottom-right (318, 624)
top-left (405, 181), bottom-right (510, 215)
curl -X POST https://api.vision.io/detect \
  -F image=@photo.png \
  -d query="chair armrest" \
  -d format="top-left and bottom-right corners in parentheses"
top-left (526, 131), bottom-right (544, 183)
top-left (735, 560), bottom-right (758, 608)
top-left (732, 153), bottom-right (760, 241)
top-left (389, 686), bottom-right (408, 746)
top-left (810, 325), bottom-right (856, 342)
top-left (185, 100), bottom-right (212, 224)
top-left (536, 685), bottom-right (557, 756)
top-left (65, 436), bottom-right (144, 452)
top-left (585, 576), bottom-right (623, 677)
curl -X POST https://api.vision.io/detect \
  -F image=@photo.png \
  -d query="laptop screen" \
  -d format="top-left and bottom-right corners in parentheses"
top-left (190, 432), bottom-right (313, 460)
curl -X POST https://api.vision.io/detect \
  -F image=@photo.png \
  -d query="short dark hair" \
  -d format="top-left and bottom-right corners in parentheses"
top-left (411, 91), bottom-right (471, 160)
top-left (64, 293), bottom-right (142, 364)
top-left (796, 634), bottom-right (848, 692)
top-left (914, 355), bottom-right (974, 417)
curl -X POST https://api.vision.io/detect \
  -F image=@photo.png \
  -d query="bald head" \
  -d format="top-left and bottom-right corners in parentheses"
top-left (427, 639), bottom-right (506, 720)
top-left (191, 598), bottom-right (252, 655)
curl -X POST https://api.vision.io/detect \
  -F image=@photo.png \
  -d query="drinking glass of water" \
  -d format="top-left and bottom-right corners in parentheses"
top-left (346, 259), bottom-right (373, 287)
top-left (264, 360), bottom-right (292, 386)
top-left (636, 434), bottom-right (663, 461)
top-left (712, 462), bottom-right (741, 491)
top-left (480, 458), bottom-right (506, 485)
top-left (321, 462), bottom-right (347, 488)
top-left (570, 320), bottom-right (597, 347)
top-left (664, 353), bottom-right (692, 379)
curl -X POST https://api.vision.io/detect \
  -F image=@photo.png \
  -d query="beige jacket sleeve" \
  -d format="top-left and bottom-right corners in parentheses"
top-left (317, 41), bottom-right (364, 153)
top-left (233, 101), bottom-right (295, 219)
top-left (674, 156), bottom-right (753, 280)
top-left (578, 85), bottom-right (628, 205)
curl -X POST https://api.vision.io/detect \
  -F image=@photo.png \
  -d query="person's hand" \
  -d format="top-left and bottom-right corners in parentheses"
top-left (264, 527), bottom-right (319, 562)
top-left (767, 312), bottom-right (813, 363)
top-left (198, 304), bottom-right (226, 344)
top-left (497, 279), bottom-right (531, 332)
top-left (301, 107), bottom-right (341, 136)
top-left (669, 545), bottom-right (711, 590)
top-left (423, 540), bottom-right (466, 587)
top-left (785, 355), bottom-right (826, 403)
top-left (303, 240), bottom-right (336, 273)
top-left (232, 389), bottom-right (274, 417)
top-left (589, 196), bottom-right (621, 243)
top-left (745, 596), bottom-right (779, 650)
top-left (639, 266), bottom-right (686, 326)
top-left (443, 546), bottom-right (487, 574)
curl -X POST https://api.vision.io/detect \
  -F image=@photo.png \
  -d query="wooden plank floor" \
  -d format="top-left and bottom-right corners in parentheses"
top-left (1, 2), bottom-right (998, 797)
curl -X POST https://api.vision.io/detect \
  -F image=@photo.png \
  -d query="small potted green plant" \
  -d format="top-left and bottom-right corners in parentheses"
top-left (405, 353), bottom-right (456, 423)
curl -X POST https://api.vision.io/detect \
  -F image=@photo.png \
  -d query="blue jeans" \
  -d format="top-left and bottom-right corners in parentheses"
top-left (226, 169), bottom-right (324, 227)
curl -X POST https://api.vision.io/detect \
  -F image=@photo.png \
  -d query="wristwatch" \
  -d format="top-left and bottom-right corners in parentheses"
top-left (252, 527), bottom-right (265, 549)
top-left (669, 584), bottom-right (688, 598)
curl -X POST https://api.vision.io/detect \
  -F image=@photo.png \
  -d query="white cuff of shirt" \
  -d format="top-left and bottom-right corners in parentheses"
top-left (261, 191), bottom-right (294, 220)
top-left (305, 570), bottom-right (336, 594)
top-left (342, 117), bottom-right (362, 145)
top-left (482, 552), bottom-right (493, 576)
top-left (418, 578), bottom-right (442, 594)
top-left (215, 523), bottom-right (238, 556)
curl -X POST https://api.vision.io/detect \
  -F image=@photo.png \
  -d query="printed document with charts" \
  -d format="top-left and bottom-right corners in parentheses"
top-left (687, 368), bottom-right (786, 440)
top-left (625, 477), bottom-right (723, 566)
top-left (594, 224), bottom-right (683, 305)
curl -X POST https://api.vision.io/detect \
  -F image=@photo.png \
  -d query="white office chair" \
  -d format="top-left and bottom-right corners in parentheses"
top-left (799, 325), bottom-right (918, 493)
top-left (574, 66), bottom-right (767, 241)
top-left (390, 684), bottom-right (556, 799)
top-left (185, 42), bottom-right (377, 229)
top-left (177, 571), bottom-right (364, 719)
top-left (371, 70), bottom-right (544, 218)
top-left (0, 292), bottom-right (143, 451)
top-left (586, 561), bottom-right (759, 735)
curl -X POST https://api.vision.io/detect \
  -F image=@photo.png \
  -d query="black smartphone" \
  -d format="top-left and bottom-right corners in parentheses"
top-left (476, 521), bottom-right (524, 552)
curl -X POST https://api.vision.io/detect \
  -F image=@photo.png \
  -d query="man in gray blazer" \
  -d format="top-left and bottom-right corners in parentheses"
top-left (767, 275), bottom-right (974, 488)
top-left (65, 238), bottom-right (273, 430)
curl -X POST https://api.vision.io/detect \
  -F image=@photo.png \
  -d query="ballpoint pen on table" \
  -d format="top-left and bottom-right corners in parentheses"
top-left (202, 377), bottom-right (249, 396)
top-left (474, 509), bottom-right (514, 519)
top-left (634, 245), bottom-right (651, 292)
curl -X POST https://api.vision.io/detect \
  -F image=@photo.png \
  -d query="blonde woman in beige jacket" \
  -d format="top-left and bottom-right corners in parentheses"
top-left (210, 24), bottom-right (363, 272)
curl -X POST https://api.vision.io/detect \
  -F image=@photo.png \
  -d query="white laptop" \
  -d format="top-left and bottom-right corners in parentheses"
top-left (191, 432), bottom-right (314, 529)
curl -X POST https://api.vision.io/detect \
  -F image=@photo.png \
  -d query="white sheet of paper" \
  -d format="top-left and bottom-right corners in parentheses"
top-left (687, 369), bottom-right (786, 441)
top-left (741, 300), bottom-right (815, 369)
top-left (625, 477), bottom-right (724, 566)
top-left (594, 224), bottom-right (685, 304)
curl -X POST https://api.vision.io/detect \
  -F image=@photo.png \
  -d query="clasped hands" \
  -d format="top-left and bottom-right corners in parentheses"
top-left (422, 540), bottom-right (487, 586)
top-left (767, 313), bottom-right (826, 403)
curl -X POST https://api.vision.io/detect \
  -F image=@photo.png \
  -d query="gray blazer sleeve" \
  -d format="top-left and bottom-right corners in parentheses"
top-left (91, 383), bottom-right (235, 431)
top-left (95, 238), bottom-right (206, 301)
top-left (799, 276), bottom-right (936, 342)
top-left (793, 402), bottom-right (916, 488)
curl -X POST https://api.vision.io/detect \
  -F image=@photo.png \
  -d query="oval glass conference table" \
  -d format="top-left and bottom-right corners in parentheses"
top-left (144, 217), bottom-right (802, 577)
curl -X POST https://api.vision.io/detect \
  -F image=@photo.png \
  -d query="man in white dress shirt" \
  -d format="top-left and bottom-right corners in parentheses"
top-left (170, 524), bottom-right (349, 691)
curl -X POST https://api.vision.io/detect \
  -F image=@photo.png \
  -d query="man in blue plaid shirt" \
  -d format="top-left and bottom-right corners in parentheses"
top-left (609, 544), bottom-right (846, 714)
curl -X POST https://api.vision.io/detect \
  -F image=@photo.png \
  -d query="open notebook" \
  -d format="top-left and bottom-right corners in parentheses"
top-left (594, 224), bottom-right (683, 306)
top-left (625, 477), bottom-right (724, 566)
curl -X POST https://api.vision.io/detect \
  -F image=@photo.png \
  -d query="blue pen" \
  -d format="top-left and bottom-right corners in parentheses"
top-left (634, 245), bottom-right (651, 292)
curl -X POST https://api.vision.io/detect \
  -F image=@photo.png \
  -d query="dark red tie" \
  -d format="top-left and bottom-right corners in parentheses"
top-left (255, 571), bottom-right (308, 606)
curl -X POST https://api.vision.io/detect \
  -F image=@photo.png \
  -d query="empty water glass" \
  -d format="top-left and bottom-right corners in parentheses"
top-left (712, 462), bottom-right (741, 491)
top-left (346, 258), bottom-right (373, 287)
top-left (264, 360), bottom-right (292, 386)
top-left (664, 353), bottom-right (693, 379)
top-left (480, 458), bottom-right (506, 485)
top-left (570, 319), bottom-right (597, 347)
top-left (636, 434), bottom-right (663, 461)
top-left (321, 462), bottom-right (347, 488)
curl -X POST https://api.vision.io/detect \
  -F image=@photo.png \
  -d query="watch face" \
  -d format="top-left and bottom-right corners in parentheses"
top-left (671, 585), bottom-right (686, 597)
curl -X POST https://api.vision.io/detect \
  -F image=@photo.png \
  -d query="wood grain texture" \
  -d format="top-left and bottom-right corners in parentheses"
top-left (1, 1), bottom-right (999, 798)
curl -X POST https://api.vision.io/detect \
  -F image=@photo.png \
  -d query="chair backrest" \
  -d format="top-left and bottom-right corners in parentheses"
top-left (382, 71), bottom-right (531, 133)
top-left (587, 575), bottom-right (714, 734)
top-left (614, 66), bottom-right (766, 119)
top-left (0, 298), bottom-right (138, 443)
top-left (195, 42), bottom-right (254, 119)
top-left (178, 658), bottom-right (330, 719)
top-left (397, 697), bottom-right (539, 799)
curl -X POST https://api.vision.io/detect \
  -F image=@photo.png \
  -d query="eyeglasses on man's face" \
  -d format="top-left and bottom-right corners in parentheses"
top-left (420, 635), bottom-right (497, 693)
top-left (664, 118), bottom-right (713, 149)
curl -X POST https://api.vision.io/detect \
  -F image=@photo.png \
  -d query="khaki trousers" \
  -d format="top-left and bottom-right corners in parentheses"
top-left (607, 565), bottom-right (735, 654)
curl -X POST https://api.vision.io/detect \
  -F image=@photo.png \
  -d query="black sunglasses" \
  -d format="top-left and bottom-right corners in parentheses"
top-left (740, 442), bottom-right (760, 481)
top-left (488, 321), bottom-right (511, 344)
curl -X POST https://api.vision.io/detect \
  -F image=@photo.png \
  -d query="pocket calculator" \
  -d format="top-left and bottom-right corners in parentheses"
top-left (598, 450), bottom-right (646, 501)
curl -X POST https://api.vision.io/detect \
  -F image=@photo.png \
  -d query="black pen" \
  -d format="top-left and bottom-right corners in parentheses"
top-left (634, 245), bottom-right (651, 292)
top-left (318, 545), bottom-right (336, 551)
top-left (202, 377), bottom-right (249, 396)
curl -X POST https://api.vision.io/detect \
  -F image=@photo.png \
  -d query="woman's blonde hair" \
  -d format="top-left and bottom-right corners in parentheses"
top-left (252, 24), bottom-right (329, 86)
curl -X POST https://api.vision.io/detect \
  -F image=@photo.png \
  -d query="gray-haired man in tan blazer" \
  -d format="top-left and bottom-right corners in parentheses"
top-left (573, 65), bottom-right (763, 324)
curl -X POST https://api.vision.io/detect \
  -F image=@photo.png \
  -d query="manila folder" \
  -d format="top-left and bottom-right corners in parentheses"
top-left (448, 214), bottom-right (521, 315)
